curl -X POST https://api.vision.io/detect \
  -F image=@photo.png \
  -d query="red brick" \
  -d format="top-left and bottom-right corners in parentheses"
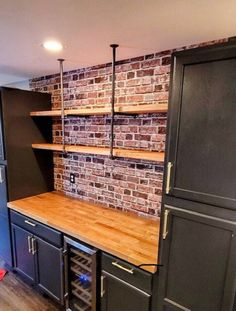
top-left (131, 62), bottom-right (140, 70)
top-left (127, 72), bottom-right (135, 79)
top-left (141, 59), bottom-right (161, 68)
top-left (137, 69), bottom-right (154, 77)
top-left (132, 191), bottom-right (148, 200)
top-left (127, 95), bottom-right (144, 102)
top-left (135, 86), bottom-right (153, 94)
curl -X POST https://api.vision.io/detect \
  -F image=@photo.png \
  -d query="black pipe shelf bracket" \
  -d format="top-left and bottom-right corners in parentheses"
top-left (110, 44), bottom-right (119, 159)
top-left (58, 58), bottom-right (66, 154)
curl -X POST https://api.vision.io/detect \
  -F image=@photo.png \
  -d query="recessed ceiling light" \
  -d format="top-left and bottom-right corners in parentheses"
top-left (43, 40), bottom-right (63, 52)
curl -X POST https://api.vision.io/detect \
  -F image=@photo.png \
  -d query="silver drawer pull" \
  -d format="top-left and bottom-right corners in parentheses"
top-left (31, 238), bottom-right (37, 255)
top-left (112, 261), bottom-right (134, 274)
top-left (27, 236), bottom-right (32, 254)
top-left (24, 220), bottom-right (36, 227)
top-left (0, 166), bottom-right (5, 183)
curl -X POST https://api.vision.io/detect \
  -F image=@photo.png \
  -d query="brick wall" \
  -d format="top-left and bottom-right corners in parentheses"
top-left (30, 38), bottom-right (228, 219)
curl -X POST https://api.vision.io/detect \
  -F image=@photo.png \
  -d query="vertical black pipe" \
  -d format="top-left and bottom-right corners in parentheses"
top-left (110, 44), bottom-right (119, 159)
top-left (58, 58), bottom-right (66, 154)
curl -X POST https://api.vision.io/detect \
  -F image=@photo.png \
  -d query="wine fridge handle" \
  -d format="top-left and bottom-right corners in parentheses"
top-left (63, 249), bottom-right (69, 308)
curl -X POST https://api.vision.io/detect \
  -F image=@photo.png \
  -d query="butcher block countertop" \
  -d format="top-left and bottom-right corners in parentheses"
top-left (8, 191), bottom-right (160, 273)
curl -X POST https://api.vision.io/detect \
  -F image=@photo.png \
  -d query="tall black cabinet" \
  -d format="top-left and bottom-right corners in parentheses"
top-left (156, 43), bottom-right (236, 310)
top-left (0, 87), bottom-right (53, 267)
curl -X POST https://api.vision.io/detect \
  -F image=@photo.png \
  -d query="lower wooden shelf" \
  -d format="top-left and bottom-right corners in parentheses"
top-left (30, 103), bottom-right (168, 117)
top-left (66, 145), bottom-right (110, 156)
top-left (32, 143), bottom-right (165, 162)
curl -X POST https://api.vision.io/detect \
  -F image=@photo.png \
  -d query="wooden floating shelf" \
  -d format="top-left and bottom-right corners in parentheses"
top-left (32, 143), bottom-right (64, 151)
top-left (65, 107), bottom-right (111, 116)
top-left (30, 110), bottom-right (62, 117)
top-left (113, 148), bottom-right (165, 162)
top-left (32, 143), bottom-right (165, 162)
top-left (115, 103), bottom-right (168, 114)
top-left (30, 103), bottom-right (168, 117)
top-left (66, 145), bottom-right (110, 156)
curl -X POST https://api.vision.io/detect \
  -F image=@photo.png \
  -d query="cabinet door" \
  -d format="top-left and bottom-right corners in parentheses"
top-left (11, 224), bottom-right (35, 283)
top-left (166, 44), bottom-right (236, 210)
top-left (35, 236), bottom-right (63, 304)
top-left (157, 205), bottom-right (236, 311)
top-left (101, 271), bottom-right (150, 311)
top-left (0, 214), bottom-right (12, 266)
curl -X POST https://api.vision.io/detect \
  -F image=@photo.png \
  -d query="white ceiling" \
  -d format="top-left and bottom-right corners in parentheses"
top-left (0, 0), bottom-right (236, 85)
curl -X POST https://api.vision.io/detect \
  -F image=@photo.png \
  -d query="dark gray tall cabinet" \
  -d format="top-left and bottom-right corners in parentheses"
top-left (156, 43), bottom-right (236, 311)
top-left (0, 87), bottom-right (53, 267)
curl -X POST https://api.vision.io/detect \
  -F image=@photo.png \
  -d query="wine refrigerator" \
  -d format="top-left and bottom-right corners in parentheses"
top-left (64, 236), bottom-right (98, 311)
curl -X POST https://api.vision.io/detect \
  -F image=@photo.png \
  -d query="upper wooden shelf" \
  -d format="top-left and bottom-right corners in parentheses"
top-left (30, 103), bottom-right (168, 117)
top-left (32, 143), bottom-right (165, 162)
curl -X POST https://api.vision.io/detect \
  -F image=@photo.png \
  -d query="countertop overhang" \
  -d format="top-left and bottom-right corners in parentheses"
top-left (8, 191), bottom-right (159, 273)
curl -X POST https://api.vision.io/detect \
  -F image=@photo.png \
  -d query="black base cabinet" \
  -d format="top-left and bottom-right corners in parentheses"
top-left (157, 205), bottom-right (236, 311)
top-left (101, 272), bottom-right (151, 311)
top-left (11, 224), bottom-right (35, 283)
top-left (36, 237), bottom-right (64, 302)
top-left (101, 254), bottom-right (152, 311)
top-left (11, 211), bottom-right (64, 305)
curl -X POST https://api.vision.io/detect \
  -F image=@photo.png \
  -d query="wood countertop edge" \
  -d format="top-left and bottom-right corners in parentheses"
top-left (8, 195), bottom-right (159, 274)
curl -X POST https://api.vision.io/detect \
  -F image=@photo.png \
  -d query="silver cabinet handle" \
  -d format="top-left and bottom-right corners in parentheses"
top-left (24, 220), bottom-right (36, 227)
top-left (162, 209), bottom-right (170, 240)
top-left (27, 236), bottom-right (32, 254)
top-left (0, 166), bottom-right (5, 183)
top-left (101, 276), bottom-right (105, 298)
top-left (112, 261), bottom-right (134, 274)
top-left (31, 238), bottom-right (37, 255)
top-left (166, 162), bottom-right (173, 194)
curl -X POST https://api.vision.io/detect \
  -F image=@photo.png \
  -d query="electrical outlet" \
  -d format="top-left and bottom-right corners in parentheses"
top-left (70, 173), bottom-right (75, 184)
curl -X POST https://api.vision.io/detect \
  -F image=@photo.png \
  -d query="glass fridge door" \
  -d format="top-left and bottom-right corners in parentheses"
top-left (64, 237), bottom-right (97, 311)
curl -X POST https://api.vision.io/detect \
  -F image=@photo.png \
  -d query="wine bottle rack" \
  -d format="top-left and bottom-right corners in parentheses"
top-left (64, 236), bottom-right (97, 311)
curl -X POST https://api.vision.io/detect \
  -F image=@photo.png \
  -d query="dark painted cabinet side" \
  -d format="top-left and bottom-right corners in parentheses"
top-left (1, 87), bottom-right (54, 201)
top-left (0, 214), bottom-right (12, 266)
top-left (0, 165), bottom-right (11, 266)
top-left (0, 93), bottom-right (5, 161)
top-left (0, 87), bottom-right (54, 267)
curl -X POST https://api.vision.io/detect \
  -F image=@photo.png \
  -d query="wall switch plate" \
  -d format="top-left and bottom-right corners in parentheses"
top-left (70, 173), bottom-right (75, 184)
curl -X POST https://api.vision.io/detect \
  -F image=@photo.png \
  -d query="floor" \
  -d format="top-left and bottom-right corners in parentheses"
top-left (0, 265), bottom-right (62, 311)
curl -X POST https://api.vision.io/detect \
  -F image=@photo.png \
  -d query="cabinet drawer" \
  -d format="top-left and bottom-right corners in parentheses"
top-left (102, 253), bottom-right (152, 294)
top-left (10, 210), bottom-right (62, 248)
